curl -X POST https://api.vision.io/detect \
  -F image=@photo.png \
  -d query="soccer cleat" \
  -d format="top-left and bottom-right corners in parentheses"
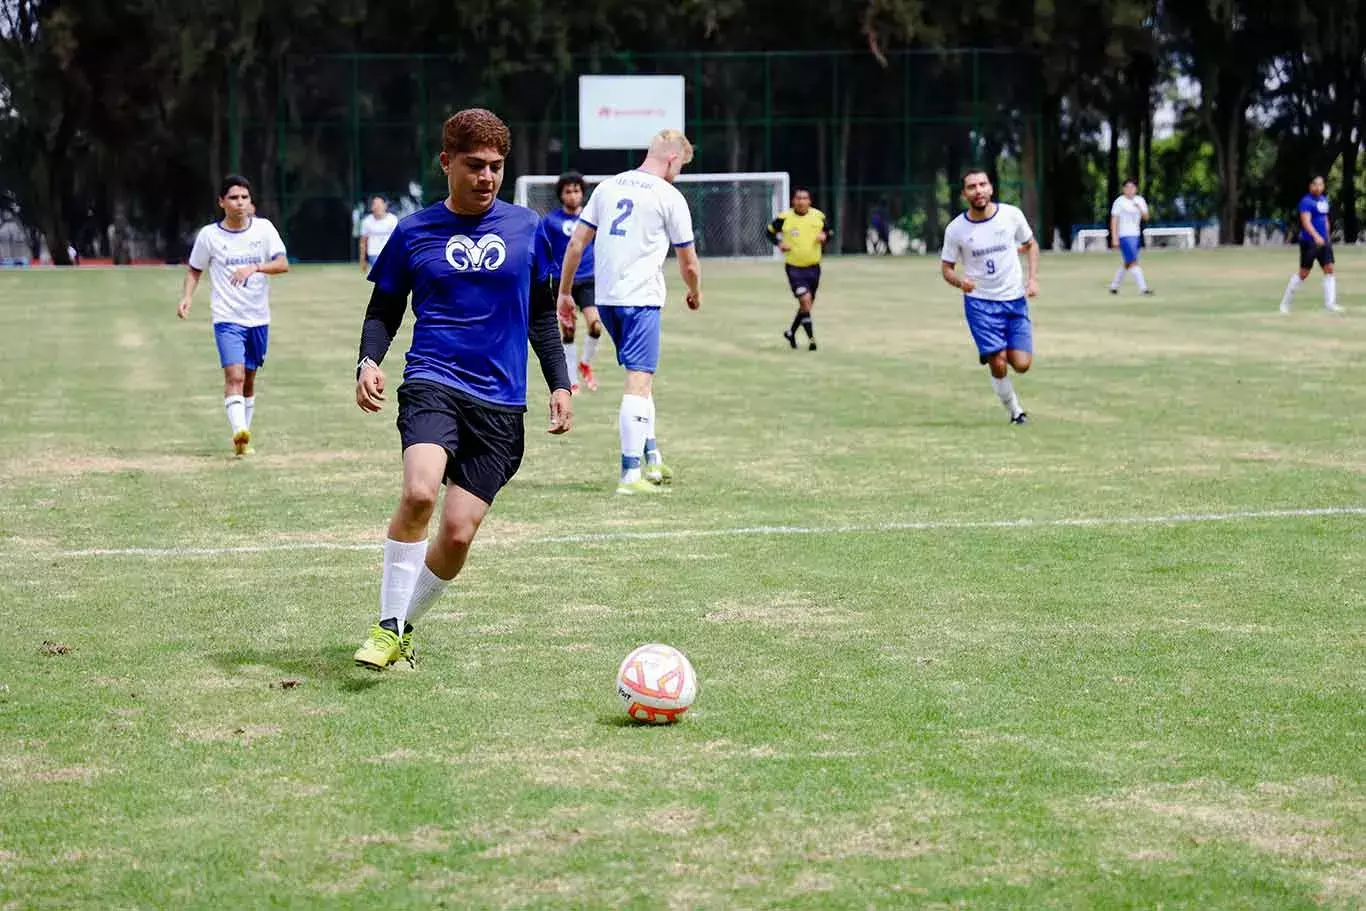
top-left (808, 339), bottom-right (818, 351)
top-left (1325, 301), bottom-right (1345, 313)
top-left (1279, 301), bottom-right (1292, 314)
top-left (1011, 412), bottom-right (1029, 426)
top-left (353, 624), bottom-right (400, 670)
top-left (1109, 287), bottom-right (1119, 295)
top-left (1141, 289), bottom-right (1155, 296)
top-left (578, 362), bottom-right (598, 391)
top-left (644, 462), bottom-right (673, 486)
top-left (616, 478), bottom-right (667, 496)
top-left (394, 630), bottom-right (417, 670)
top-left (783, 329), bottom-right (797, 349)
top-left (233, 429), bottom-right (251, 457)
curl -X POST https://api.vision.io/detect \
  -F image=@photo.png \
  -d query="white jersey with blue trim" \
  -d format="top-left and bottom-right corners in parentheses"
top-left (940, 203), bottom-right (1034, 302)
top-left (579, 170), bottom-right (694, 309)
top-left (1110, 195), bottom-right (1148, 238)
top-left (188, 217), bottom-right (287, 326)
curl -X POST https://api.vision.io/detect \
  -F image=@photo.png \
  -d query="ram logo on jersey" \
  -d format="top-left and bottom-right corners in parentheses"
top-left (445, 233), bottom-right (508, 272)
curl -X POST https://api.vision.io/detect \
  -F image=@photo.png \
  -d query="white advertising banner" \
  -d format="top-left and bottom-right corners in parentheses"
top-left (578, 75), bottom-right (686, 150)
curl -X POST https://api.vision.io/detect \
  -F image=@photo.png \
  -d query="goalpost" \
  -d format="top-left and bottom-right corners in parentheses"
top-left (514, 172), bottom-right (790, 259)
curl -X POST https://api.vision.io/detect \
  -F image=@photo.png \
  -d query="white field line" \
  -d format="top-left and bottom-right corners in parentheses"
top-left (6, 506), bottom-right (1364, 560)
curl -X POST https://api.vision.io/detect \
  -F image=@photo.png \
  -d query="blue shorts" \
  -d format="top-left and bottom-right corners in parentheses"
top-left (964, 296), bottom-right (1032, 364)
top-left (597, 306), bottom-right (661, 373)
top-left (213, 322), bottom-right (269, 370)
top-left (1118, 236), bottom-right (1141, 263)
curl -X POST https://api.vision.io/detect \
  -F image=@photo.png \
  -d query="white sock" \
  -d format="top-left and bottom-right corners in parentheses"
top-left (403, 563), bottom-right (450, 627)
top-left (1324, 274), bottom-right (1338, 308)
top-left (224, 395), bottom-right (247, 435)
top-left (619, 394), bottom-right (651, 482)
top-left (244, 396), bottom-right (255, 428)
top-left (582, 333), bottom-right (600, 366)
top-left (990, 376), bottom-right (1022, 418)
top-left (1110, 266), bottom-right (1126, 290)
top-left (562, 341), bottom-right (577, 383)
top-left (643, 397), bottom-right (662, 466)
top-left (1131, 266), bottom-right (1148, 292)
top-left (1281, 274), bottom-right (1302, 309)
top-left (380, 538), bottom-right (428, 625)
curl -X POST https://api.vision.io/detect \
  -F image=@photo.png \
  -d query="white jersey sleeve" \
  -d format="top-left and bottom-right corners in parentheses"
top-left (188, 227), bottom-right (211, 272)
top-left (664, 185), bottom-right (694, 247)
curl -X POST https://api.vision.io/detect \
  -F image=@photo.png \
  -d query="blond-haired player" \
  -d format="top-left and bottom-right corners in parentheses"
top-left (557, 129), bottom-right (702, 495)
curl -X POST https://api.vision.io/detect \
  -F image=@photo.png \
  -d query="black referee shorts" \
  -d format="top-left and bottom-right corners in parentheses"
top-left (396, 380), bottom-right (525, 505)
top-left (785, 264), bottom-right (821, 300)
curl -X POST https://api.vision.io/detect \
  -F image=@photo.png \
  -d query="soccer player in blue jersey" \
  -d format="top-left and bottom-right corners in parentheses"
top-left (350, 109), bottom-right (574, 671)
top-left (557, 129), bottom-right (702, 495)
top-left (940, 169), bottom-right (1040, 425)
top-left (1280, 175), bottom-right (1343, 313)
top-left (537, 172), bottom-right (603, 392)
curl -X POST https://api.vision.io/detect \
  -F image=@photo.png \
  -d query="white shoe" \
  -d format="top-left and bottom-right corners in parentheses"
top-left (1279, 301), bottom-right (1291, 314)
top-left (1325, 301), bottom-right (1345, 313)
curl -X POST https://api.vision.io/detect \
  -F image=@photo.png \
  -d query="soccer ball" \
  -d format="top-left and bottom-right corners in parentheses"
top-left (615, 643), bottom-right (697, 724)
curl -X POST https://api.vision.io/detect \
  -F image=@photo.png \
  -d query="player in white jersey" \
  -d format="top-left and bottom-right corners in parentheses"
top-left (1108, 178), bottom-right (1152, 295)
top-left (177, 176), bottom-right (290, 455)
top-left (557, 129), bottom-right (702, 495)
top-left (358, 195), bottom-right (398, 274)
top-left (940, 169), bottom-right (1040, 425)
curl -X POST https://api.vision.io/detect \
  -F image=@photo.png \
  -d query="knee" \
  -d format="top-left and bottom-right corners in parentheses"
top-left (438, 514), bottom-right (480, 551)
top-left (1010, 353), bottom-right (1033, 374)
top-left (588, 321), bottom-right (602, 338)
top-left (986, 354), bottom-right (1008, 377)
top-left (624, 371), bottom-right (653, 397)
top-left (561, 326), bottom-right (576, 343)
top-left (398, 481), bottom-right (440, 522)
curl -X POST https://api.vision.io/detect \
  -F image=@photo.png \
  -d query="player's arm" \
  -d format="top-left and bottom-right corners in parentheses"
top-left (528, 278), bottom-right (573, 434)
top-left (176, 266), bottom-right (202, 318)
top-left (354, 285), bottom-right (407, 413)
top-left (1109, 215), bottom-right (1119, 246)
top-left (358, 234), bottom-right (368, 272)
top-left (767, 215), bottom-right (785, 248)
top-left (557, 223), bottom-right (595, 328)
top-left (676, 244), bottom-right (702, 310)
top-left (818, 219), bottom-right (832, 245)
top-left (1138, 197), bottom-right (1150, 222)
top-left (940, 260), bottom-right (972, 292)
top-left (1300, 207), bottom-right (1324, 245)
top-left (1022, 238), bottom-right (1040, 297)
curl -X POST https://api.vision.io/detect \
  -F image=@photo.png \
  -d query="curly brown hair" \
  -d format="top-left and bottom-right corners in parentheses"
top-left (442, 108), bottom-right (511, 157)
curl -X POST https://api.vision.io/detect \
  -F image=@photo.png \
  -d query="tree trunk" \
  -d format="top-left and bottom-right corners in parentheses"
top-left (1021, 110), bottom-right (1040, 241)
top-left (834, 86), bottom-right (852, 253)
top-left (1106, 108), bottom-right (1120, 207)
top-left (1341, 122), bottom-right (1359, 242)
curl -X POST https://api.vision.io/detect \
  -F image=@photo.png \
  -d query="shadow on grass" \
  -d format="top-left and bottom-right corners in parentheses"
top-left (209, 643), bottom-right (384, 693)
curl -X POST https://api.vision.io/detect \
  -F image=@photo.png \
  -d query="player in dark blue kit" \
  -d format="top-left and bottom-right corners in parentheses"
top-left (351, 109), bottom-right (573, 671)
top-left (537, 172), bottom-right (603, 391)
top-left (1279, 175), bottom-right (1343, 313)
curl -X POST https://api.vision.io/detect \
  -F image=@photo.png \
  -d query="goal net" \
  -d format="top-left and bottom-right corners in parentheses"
top-left (513, 172), bottom-right (790, 258)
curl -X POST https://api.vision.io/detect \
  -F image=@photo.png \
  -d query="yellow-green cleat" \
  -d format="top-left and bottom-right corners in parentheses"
top-left (353, 624), bottom-right (400, 670)
top-left (232, 429), bottom-right (252, 457)
top-left (394, 630), bottom-right (417, 670)
top-left (644, 462), bottom-right (673, 486)
top-left (615, 478), bottom-right (666, 496)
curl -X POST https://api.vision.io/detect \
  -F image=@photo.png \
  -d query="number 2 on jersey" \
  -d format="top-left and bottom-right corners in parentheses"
top-left (610, 198), bottom-right (634, 236)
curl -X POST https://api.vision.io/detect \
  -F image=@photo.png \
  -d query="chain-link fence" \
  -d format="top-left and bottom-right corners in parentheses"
top-left (229, 50), bottom-right (1041, 261)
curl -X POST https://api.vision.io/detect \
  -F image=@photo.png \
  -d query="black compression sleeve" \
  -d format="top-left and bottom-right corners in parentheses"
top-left (358, 285), bottom-right (407, 368)
top-left (767, 216), bottom-right (784, 244)
top-left (528, 282), bottom-right (572, 393)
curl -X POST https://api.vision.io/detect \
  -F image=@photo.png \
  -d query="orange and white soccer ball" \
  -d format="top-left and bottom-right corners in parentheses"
top-left (615, 643), bottom-right (698, 724)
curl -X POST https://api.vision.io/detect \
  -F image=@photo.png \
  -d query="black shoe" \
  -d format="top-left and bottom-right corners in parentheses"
top-left (1109, 288), bottom-right (1118, 295)
top-left (1141, 289), bottom-right (1155, 296)
top-left (1011, 412), bottom-right (1028, 425)
top-left (808, 339), bottom-right (818, 351)
top-left (783, 329), bottom-right (797, 349)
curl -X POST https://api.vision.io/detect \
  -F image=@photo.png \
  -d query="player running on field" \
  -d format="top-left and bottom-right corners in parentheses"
top-left (177, 175), bottom-right (290, 456)
top-left (351, 108), bottom-right (572, 671)
top-left (940, 168), bottom-right (1040, 425)
top-left (1279, 175), bottom-right (1343, 313)
top-left (1108, 178), bottom-right (1152, 296)
top-left (557, 129), bottom-right (702, 495)
top-left (767, 187), bottom-right (831, 350)
top-left (536, 171), bottom-right (603, 392)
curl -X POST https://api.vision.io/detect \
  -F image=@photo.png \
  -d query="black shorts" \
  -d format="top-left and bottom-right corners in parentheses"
top-left (785, 264), bottom-right (821, 299)
top-left (396, 380), bottom-right (525, 505)
top-left (571, 280), bottom-right (596, 310)
top-left (1299, 240), bottom-right (1334, 271)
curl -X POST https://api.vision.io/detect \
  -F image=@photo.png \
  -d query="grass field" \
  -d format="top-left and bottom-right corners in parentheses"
top-left (2, 247), bottom-right (1364, 909)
